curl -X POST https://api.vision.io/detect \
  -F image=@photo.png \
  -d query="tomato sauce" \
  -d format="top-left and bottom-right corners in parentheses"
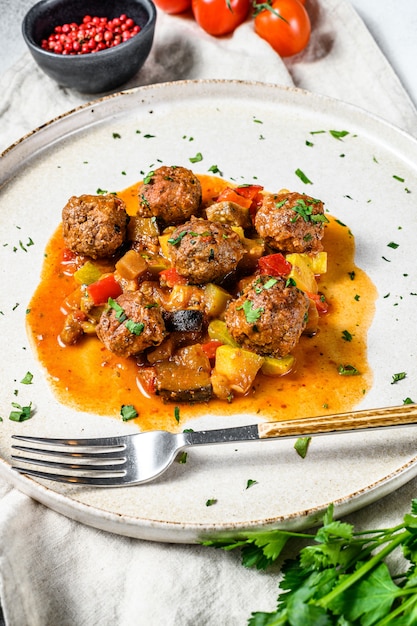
top-left (26, 176), bottom-right (377, 431)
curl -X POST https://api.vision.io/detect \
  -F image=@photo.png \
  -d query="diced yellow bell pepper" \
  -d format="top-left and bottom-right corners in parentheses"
top-left (203, 284), bottom-right (232, 318)
top-left (214, 344), bottom-right (264, 394)
top-left (158, 234), bottom-right (173, 260)
top-left (261, 354), bottom-right (295, 377)
top-left (73, 261), bottom-right (102, 286)
top-left (309, 252), bottom-right (327, 274)
top-left (286, 253), bottom-right (318, 294)
top-left (207, 320), bottom-right (239, 347)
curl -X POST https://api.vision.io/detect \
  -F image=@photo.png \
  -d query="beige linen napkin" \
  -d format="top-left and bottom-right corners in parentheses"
top-left (1, 2), bottom-right (417, 625)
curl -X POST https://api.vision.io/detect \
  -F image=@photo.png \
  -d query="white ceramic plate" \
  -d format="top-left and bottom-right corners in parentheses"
top-left (1, 80), bottom-right (417, 543)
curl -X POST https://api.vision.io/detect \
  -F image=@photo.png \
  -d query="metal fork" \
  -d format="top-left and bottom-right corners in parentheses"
top-left (11, 404), bottom-right (417, 487)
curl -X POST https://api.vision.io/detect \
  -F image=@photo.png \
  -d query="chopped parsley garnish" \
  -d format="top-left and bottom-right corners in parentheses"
top-left (329, 129), bottom-right (349, 140)
top-left (237, 300), bottom-right (264, 324)
top-left (246, 479), bottom-right (258, 489)
top-left (189, 152), bottom-right (203, 163)
top-left (168, 231), bottom-right (188, 246)
top-left (108, 297), bottom-right (127, 322)
top-left (143, 170), bottom-right (155, 184)
top-left (295, 168), bottom-right (312, 184)
top-left (290, 198), bottom-right (328, 224)
top-left (20, 371), bottom-right (33, 384)
top-left (392, 372), bottom-right (406, 384)
top-left (9, 401), bottom-right (33, 422)
top-left (206, 498), bottom-right (217, 507)
top-left (121, 404), bottom-right (138, 421)
top-left (341, 330), bottom-right (353, 342)
top-left (124, 320), bottom-right (144, 335)
top-left (174, 406), bottom-right (180, 423)
top-left (387, 241), bottom-right (399, 249)
top-left (393, 174), bottom-right (405, 182)
top-left (294, 436), bottom-right (311, 458)
top-left (108, 298), bottom-right (144, 336)
top-left (338, 364), bottom-right (360, 376)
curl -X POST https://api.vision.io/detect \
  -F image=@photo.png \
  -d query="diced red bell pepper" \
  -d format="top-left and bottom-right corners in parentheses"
top-left (307, 292), bottom-right (329, 315)
top-left (201, 339), bottom-right (223, 361)
top-left (159, 267), bottom-right (188, 288)
top-left (87, 274), bottom-right (123, 305)
top-left (258, 253), bottom-right (292, 277)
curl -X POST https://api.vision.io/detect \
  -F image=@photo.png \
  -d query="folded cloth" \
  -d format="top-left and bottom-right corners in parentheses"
top-left (1, 2), bottom-right (417, 625)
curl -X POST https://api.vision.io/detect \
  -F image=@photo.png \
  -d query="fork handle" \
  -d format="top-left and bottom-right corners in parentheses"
top-left (186, 404), bottom-right (417, 446)
top-left (257, 404), bottom-right (417, 439)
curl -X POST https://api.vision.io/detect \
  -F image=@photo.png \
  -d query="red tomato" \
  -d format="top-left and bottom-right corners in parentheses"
top-left (192, 0), bottom-right (251, 36)
top-left (153, 0), bottom-right (192, 13)
top-left (254, 0), bottom-right (311, 57)
top-left (258, 253), bottom-right (292, 276)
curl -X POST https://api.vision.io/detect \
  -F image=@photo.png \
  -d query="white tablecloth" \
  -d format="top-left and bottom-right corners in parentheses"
top-left (1, 2), bottom-right (417, 624)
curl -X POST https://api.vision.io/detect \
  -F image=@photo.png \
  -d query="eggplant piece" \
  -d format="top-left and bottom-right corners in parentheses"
top-left (154, 344), bottom-right (212, 403)
top-left (163, 309), bottom-right (204, 333)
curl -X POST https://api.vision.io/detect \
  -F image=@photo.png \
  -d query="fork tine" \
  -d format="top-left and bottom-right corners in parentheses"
top-left (11, 444), bottom-right (125, 460)
top-left (11, 454), bottom-right (126, 473)
top-left (11, 434), bottom-right (126, 449)
top-left (12, 466), bottom-right (129, 486)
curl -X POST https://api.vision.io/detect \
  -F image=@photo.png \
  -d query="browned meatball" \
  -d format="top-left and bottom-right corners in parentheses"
top-left (96, 291), bottom-right (166, 358)
top-left (137, 166), bottom-right (202, 225)
top-left (62, 194), bottom-right (129, 259)
top-left (254, 192), bottom-right (327, 254)
top-left (167, 217), bottom-right (246, 284)
top-left (224, 275), bottom-right (309, 358)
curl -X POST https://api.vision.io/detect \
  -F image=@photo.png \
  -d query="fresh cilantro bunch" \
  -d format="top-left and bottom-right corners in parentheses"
top-left (204, 500), bottom-right (417, 625)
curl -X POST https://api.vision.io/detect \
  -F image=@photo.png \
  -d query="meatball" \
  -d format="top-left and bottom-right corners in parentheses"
top-left (137, 166), bottom-right (202, 225)
top-left (254, 192), bottom-right (327, 254)
top-left (96, 291), bottom-right (166, 358)
top-left (224, 275), bottom-right (309, 358)
top-left (62, 194), bottom-right (129, 259)
top-left (168, 217), bottom-right (246, 284)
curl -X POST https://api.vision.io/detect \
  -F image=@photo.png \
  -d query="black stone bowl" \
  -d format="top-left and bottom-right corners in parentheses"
top-left (22, 0), bottom-right (156, 93)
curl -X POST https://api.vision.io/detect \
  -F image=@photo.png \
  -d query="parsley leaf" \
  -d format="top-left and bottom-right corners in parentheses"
top-left (120, 404), bottom-right (138, 421)
top-left (237, 300), bottom-right (264, 324)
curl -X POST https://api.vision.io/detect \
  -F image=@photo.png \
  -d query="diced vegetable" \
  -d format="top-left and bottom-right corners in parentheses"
top-left (309, 251), bottom-right (327, 274)
top-left (87, 274), bottom-right (122, 305)
top-left (115, 249), bottom-right (148, 281)
top-left (213, 344), bottom-right (264, 394)
top-left (73, 261), bottom-right (102, 285)
top-left (154, 344), bottom-right (212, 403)
top-left (261, 354), bottom-right (295, 376)
top-left (208, 319), bottom-right (239, 347)
top-left (205, 200), bottom-right (251, 229)
top-left (203, 283), bottom-right (232, 318)
top-left (307, 291), bottom-right (329, 315)
top-left (201, 340), bottom-right (223, 360)
top-left (158, 233), bottom-right (174, 260)
top-left (167, 284), bottom-right (203, 309)
top-left (303, 297), bottom-right (320, 335)
top-left (286, 253), bottom-right (318, 293)
top-left (258, 253), bottom-right (292, 277)
top-left (216, 187), bottom-right (252, 209)
top-left (159, 267), bottom-right (188, 288)
top-left (128, 216), bottom-right (160, 241)
top-left (163, 310), bottom-right (204, 332)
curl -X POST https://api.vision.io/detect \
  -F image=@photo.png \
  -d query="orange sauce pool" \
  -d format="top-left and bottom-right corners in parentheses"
top-left (26, 176), bottom-right (377, 431)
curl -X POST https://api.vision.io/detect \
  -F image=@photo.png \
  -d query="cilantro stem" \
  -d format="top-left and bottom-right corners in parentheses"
top-left (317, 529), bottom-right (410, 609)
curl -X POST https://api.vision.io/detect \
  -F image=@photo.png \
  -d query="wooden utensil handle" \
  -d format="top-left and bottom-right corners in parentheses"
top-left (258, 404), bottom-right (417, 439)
